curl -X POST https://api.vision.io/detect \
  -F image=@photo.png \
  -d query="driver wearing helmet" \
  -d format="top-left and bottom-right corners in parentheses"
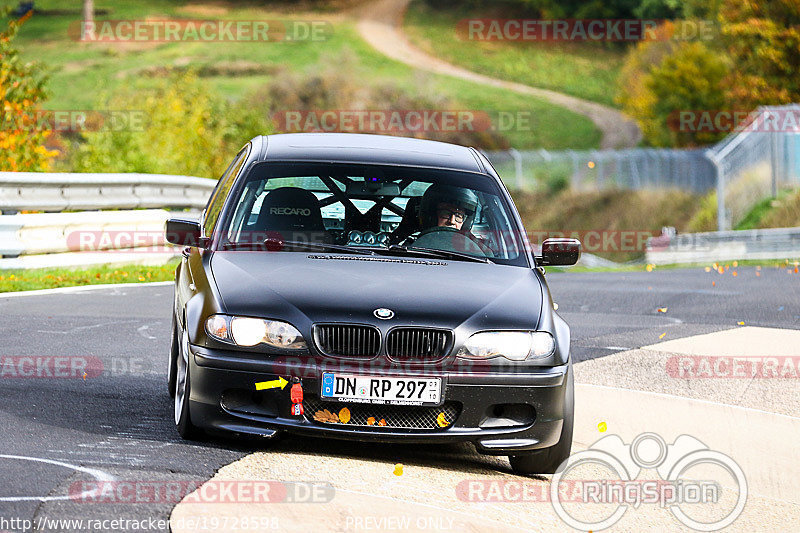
top-left (403, 184), bottom-right (493, 256)
top-left (418, 184), bottom-right (478, 233)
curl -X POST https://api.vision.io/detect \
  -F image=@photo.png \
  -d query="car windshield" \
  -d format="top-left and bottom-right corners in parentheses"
top-left (220, 162), bottom-right (528, 266)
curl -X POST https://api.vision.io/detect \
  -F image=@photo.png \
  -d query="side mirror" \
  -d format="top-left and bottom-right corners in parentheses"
top-left (165, 218), bottom-right (204, 247)
top-left (538, 238), bottom-right (581, 266)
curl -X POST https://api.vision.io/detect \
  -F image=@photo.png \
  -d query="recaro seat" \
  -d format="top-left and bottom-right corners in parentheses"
top-left (252, 187), bottom-right (329, 243)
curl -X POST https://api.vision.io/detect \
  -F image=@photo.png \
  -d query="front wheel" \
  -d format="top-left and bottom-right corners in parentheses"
top-left (174, 326), bottom-right (202, 440)
top-left (510, 364), bottom-right (574, 475)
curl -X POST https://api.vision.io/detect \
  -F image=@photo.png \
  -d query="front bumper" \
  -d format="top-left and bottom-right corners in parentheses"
top-left (187, 344), bottom-right (570, 455)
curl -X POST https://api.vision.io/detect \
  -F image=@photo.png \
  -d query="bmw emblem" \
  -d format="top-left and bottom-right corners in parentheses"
top-left (374, 308), bottom-right (394, 320)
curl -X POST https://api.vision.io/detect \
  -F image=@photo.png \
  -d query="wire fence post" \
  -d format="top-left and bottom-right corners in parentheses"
top-left (770, 131), bottom-right (779, 198)
top-left (709, 153), bottom-right (728, 231)
top-left (509, 148), bottom-right (523, 190)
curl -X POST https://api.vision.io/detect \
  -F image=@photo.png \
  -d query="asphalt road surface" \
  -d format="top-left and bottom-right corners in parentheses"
top-left (0, 266), bottom-right (797, 532)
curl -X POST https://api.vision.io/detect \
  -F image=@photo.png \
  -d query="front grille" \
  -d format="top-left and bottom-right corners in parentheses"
top-left (386, 328), bottom-right (451, 361)
top-left (314, 324), bottom-right (380, 358)
top-left (304, 396), bottom-right (460, 430)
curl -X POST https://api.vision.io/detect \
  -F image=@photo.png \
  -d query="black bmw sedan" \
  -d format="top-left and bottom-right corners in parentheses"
top-left (165, 133), bottom-right (580, 475)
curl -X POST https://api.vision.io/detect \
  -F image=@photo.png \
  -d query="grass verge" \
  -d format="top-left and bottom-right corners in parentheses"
top-left (9, 1), bottom-right (601, 150)
top-left (403, 0), bottom-right (626, 107)
top-left (0, 260), bottom-right (178, 293)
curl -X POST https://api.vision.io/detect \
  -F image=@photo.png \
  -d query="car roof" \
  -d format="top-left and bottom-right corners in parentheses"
top-left (253, 133), bottom-right (486, 173)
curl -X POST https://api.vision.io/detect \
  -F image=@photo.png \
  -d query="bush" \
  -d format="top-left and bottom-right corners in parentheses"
top-left (255, 50), bottom-right (510, 149)
top-left (71, 72), bottom-right (270, 177)
top-left (686, 191), bottom-right (718, 232)
top-left (720, 0), bottom-right (800, 109)
top-left (617, 24), bottom-right (729, 147)
top-left (0, 12), bottom-right (57, 171)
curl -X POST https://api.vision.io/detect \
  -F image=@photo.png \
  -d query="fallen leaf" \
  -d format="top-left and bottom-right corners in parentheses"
top-left (597, 421), bottom-right (607, 432)
top-left (659, 332), bottom-right (666, 339)
top-left (732, 271), bottom-right (738, 277)
top-left (712, 281), bottom-right (716, 286)
top-left (732, 261), bottom-right (738, 267)
top-left (737, 321), bottom-right (745, 326)
top-left (704, 267), bottom-right (711, 272)
top-left (378, 418), bottom-right (387, 426)
top-left (313, 409), bottom-right (340, 423)
top-left (366, 417), bottom-right (376, 425)
top-left (436, 412), bottom-right (449, 428)
top-left (338, 407), bottom-right (351, 424)
top-left (756, 272), bottom-right (761, 277)
top-left (657, 307), bottom-right (668, 313)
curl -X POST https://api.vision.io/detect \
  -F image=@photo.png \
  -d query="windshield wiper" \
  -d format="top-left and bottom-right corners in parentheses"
top-left (383, 244), bottom-right (492, 264)
top-left (222, 240), bottom-right (375, 256)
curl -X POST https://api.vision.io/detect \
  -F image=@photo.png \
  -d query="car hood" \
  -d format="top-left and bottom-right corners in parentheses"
top-left (210, 251), bottom-right (543, 331)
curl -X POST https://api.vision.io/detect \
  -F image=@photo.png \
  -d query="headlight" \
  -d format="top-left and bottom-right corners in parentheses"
top-left (205, 314), bottom-right (306, 350)
top-left (457, 331), bottom-right (555, 361)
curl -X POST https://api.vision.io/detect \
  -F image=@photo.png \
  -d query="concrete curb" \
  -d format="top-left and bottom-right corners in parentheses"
top-left (169, 380), bottom-right (799, 532)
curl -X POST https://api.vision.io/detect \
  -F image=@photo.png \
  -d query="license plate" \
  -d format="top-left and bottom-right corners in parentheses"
top-left (320, 373), bottom-right (442, 406)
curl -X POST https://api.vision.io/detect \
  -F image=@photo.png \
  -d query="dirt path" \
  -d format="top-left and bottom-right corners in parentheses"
top-left (354, 0), bottom-right (642, 149)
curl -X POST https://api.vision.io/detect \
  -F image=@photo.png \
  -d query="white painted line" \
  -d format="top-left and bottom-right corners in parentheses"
top-left (0, 454), bottom-right (115, 502)
top-left (137, 324), bottom-right (157, 340)
top-left (36, 319), bottom-right (140, 335)
top-left (0, 281), bottom-right (172, 299)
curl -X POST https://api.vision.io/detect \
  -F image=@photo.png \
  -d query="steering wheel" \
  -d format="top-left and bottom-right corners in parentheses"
top-left (412, 226), bottom-right (489, 257)
top-left (417, 225), bottom-right (460, 237)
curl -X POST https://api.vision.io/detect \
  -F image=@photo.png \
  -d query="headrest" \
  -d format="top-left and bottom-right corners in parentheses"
top-left (255, 187), bottom-right (325, 232)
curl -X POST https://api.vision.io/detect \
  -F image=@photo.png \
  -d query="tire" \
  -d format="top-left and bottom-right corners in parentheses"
top-left (167, 313), bottom-right (178, 398)
top-left (174, 325), bottom-right (202, 440)
top-left (509, 363), bottom-right (574, 476)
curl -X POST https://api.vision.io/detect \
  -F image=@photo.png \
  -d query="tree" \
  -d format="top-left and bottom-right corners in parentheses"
top-left (719, 0), bottom-right (800, 109)
top-left (617, 22), bottom-right (729, 147)
top-left (0, 11), bottom-right (56, 171)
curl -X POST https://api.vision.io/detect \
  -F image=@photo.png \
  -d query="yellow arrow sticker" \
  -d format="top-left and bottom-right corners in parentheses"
top-left (255, 376), bottom-right (289, 391)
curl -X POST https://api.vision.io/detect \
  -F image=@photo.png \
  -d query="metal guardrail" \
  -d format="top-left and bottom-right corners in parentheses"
top-left (646, 226), bottom-right (800, 264)
top-left (0, 172), bottom-right (215, 212)
top-left (0, 209), bottom-right (175, 256)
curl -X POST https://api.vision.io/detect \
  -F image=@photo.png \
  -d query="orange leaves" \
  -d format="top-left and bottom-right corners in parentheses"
top-left (0, 15), bottom-right (53, 172)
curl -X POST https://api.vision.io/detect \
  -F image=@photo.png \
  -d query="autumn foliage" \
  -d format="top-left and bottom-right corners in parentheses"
top-left (0, 12), bottom-right (56, 171)
top-left (618, 0), bottom-right (800, 147)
